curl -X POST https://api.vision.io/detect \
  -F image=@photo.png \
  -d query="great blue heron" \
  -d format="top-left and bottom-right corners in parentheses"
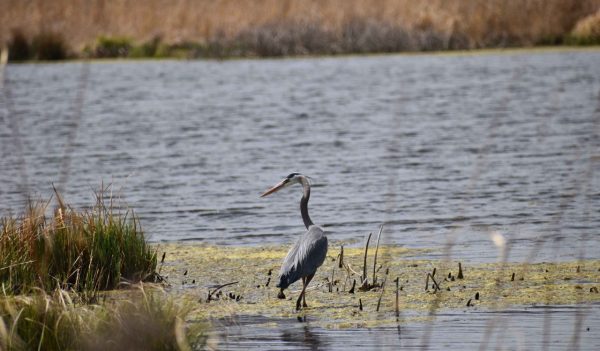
top-left (261, 173), bottom-right (328, 310)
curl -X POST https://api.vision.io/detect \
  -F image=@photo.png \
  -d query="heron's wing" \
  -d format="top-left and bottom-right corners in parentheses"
top-left (278, 226), bottom-right (328, 288)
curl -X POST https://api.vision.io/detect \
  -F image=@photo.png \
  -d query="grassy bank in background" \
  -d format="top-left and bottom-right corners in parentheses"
top-left (1, 0), bottom-right (600, 61)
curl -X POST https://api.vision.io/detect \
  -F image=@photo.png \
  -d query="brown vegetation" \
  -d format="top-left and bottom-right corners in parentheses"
top-left (1, 0), bottom-right (599, 58)
top-left (569, 9), bottom-right (600, 44)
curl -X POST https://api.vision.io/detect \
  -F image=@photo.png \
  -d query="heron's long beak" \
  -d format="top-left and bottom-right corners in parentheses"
top-left (260, 180), bottom-right (287, 197)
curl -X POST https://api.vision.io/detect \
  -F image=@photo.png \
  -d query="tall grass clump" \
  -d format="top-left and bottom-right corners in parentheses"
top-left (92, 36), bottom-right (133, 58)
top-left (6, 30), bottom-right (69, 61)
top-left (7, 29), bottom-right (31, 61)
top-left (0, 193), bottom-right (157, 295)
top-left (0, 288), bottom-right (204, 351)
top-left (31, 32), bottom-right (68, 60)
top-left (566, 9), bottom-right (600, 45)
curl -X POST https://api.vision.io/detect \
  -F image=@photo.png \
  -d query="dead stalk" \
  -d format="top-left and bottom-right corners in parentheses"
top-left (349, 279), bottom-right (356, 294)
top-left (362, 232), bottom-right (372, 287)
top-left (372, 225), bottom-right (383, 285)
top-left (394, 277), bottom-right (400, 317)
top-left (376, 268), bottom-right (388, 312)
top-left (207, 281), bottom-right (239, 302)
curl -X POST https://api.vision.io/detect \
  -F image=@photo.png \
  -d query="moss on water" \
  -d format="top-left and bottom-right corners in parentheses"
top-left (156, 243), bottom-right (600, 328)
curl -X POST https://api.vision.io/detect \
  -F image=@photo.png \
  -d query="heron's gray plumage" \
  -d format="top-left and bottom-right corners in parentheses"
top-left (277, 225), bottom-right (328, 289)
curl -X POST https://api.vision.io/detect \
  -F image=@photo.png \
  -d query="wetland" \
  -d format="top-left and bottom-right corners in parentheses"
top-left (1, 48), bottom-right (600, 349)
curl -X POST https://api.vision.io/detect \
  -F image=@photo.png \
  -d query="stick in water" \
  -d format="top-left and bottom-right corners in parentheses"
top-left (362, 232), bottom-right (372, 287)
top-left (207, 281), bottom-right (239, 302)
top-left (394, 277), bottom-right (400, 317)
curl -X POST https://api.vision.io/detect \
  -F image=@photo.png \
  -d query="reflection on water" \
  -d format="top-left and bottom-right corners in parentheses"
top-left (280, 324), bottom-right (321, 351)
top-left (1, 50), bottom-right (599, 263)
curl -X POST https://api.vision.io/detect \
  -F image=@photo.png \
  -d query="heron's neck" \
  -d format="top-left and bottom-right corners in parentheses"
top-left (300, 179), bottom-right (313, 229)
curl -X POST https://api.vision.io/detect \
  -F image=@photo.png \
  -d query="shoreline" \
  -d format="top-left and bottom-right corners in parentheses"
top-left (5, 45), bottom-right (600, 65)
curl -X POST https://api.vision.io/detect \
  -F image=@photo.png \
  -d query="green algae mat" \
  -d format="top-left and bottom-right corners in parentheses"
top-left (156, 243), bottom-right (600, 328)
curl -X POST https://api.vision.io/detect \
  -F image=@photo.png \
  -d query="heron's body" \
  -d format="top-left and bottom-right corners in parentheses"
top-left (261, 173), bottom-right (328, 310)
top-left (277, 225), bottom-right (327, 290)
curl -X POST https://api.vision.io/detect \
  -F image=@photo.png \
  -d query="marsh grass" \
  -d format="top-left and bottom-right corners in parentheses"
top-left (91, 36), bottom-right (133, 58)
top-left (0, 192), bottom-right (157, 297)
top-left (2, 0), bottom-right (599, 60)
top-left (0, 287), bottom-right (204, 351)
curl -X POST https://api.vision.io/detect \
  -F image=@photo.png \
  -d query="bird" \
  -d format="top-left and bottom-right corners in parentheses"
top-left (261, 173), bottom-right (328, 310)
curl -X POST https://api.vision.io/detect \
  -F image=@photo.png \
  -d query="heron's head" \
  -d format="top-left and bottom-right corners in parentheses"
top-left (260, 173), bottom-right (307, 197)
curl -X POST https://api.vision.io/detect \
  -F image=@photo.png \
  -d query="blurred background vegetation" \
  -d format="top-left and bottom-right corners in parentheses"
top-left (1, 0), bottom-right (600, 60)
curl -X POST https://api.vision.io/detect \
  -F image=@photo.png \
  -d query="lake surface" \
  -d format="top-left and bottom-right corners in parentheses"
top-left (210, 306), bottom-right (600, 351)
top-left (1, 49), bottom-right (599, 263)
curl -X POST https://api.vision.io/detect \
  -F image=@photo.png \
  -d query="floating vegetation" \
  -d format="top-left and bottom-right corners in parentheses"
top-left (158, 243), bottom-right (600, 328)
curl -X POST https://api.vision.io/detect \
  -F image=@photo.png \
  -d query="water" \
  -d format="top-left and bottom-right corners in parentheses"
top-left (211, 306), bottom-right (600, 350)
top-left (1, 50), bottom-right (599, 264)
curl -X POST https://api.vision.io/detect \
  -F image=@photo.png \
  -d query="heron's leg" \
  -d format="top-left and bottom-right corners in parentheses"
top-left (296, 278), bottom-right (307, 311)
top-left (298, 277), bottom-right (307, 307)
top-left (295, 277), bottom-right (306, 307)
top-left (303, 274), bottom-right (315, 307)
top-left (302, 292), bottom-right (307, 307)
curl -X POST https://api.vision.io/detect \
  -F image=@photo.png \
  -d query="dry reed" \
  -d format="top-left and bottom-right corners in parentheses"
top-left (1, 0), bottom-right (599, 58)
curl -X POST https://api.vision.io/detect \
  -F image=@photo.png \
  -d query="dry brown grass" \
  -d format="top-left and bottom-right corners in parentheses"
top-left (570, 9), bottom-right (600, 43)
top-left (1, 0), bottom-right (599, 55)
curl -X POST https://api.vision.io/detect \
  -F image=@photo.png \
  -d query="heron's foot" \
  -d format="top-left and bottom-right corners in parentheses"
top-left (277, 290), bottom-right (286, 299)
top-left (303, 300), bottom-right (308, 308)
